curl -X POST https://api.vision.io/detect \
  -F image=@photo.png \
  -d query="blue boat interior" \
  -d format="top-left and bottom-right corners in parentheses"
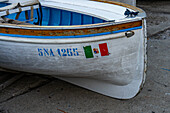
top-left (0, 3), bottom-right (105, 26)
top-left (0, 2), bottom-right (10, 7)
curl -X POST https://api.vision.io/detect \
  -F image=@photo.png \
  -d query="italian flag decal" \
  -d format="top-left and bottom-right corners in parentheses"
top-left (83, 43), bottom-right (109, 58)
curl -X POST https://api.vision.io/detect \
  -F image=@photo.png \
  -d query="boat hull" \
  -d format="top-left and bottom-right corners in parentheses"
top-left (0, 25), bottom-right (146, 99)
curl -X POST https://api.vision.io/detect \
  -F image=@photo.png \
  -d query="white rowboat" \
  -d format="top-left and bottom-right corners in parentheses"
top-left (0, 0), bottom-right (147, 99)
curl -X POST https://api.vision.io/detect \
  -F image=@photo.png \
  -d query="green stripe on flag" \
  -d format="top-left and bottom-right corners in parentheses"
top-left (83, 46), bottom-right (94, 58)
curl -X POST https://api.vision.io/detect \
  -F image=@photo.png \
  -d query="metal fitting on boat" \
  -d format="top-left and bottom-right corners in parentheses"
top-left (125, 31), bottom-right (135, 38)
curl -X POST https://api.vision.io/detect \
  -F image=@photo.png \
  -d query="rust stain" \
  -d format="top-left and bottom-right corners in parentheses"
top-left (57, 108), bottom-right (68, 113)
top-left (0, 21), bottom-right (142, 36)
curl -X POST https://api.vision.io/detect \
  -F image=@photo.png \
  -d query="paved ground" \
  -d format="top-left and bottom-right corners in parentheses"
top-left (0, 1), bottom-right (170, 113)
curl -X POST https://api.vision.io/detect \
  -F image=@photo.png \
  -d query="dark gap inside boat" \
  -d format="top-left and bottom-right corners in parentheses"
top-left (0, 2), bottom-right (106, 26)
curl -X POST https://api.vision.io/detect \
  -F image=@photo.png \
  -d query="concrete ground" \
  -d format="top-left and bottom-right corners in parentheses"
top-left (0, 1), bottom-right (170, 113)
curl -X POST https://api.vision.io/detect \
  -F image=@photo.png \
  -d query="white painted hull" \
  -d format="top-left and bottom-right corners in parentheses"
top-left (0, 0), bottom-right (147, 99)
top-left (0, 27), bottom-right (147, 99)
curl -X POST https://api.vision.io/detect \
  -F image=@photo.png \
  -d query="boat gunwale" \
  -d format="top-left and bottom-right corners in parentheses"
top-left (0, 26), bottom-right (142, 44)
top-left (0, 18), bottom-right (144, 30)
top-left (0, 20), bottom-right (143, 44)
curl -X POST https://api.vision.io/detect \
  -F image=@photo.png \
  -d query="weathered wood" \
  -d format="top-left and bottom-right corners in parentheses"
top-left (0, 21), bottom-right (142, 36)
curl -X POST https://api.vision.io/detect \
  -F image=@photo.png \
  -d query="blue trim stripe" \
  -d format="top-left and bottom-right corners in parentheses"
top-left (0, 26), bottom-right (142, 39)
top-left (161, 68), bottom-right (170, 72)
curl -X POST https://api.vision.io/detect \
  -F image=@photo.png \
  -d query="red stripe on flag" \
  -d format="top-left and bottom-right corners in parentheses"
top-left (99, 43), bottom-right (109, 56)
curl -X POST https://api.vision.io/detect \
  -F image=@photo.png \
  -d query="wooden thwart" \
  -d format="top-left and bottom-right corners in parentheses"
top-left (0, 1), bottom-right (39, 17)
